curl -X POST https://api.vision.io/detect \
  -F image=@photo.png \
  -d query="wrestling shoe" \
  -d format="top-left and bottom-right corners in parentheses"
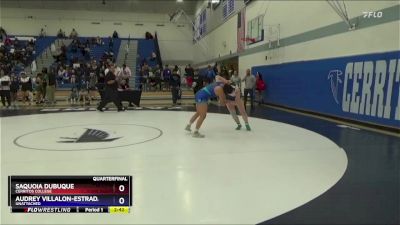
top-left (185, 124), bottom-right (191, 132)
top-left (192, 131), bottom-right (205, 138)
top-left (245, 124), bottom-right (251, 131)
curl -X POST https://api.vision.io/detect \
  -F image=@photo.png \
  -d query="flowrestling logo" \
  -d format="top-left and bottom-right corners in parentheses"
top-left (328, 58), bottom-right (400, 121)
top-left (362, 11), bottom-right (383, 18)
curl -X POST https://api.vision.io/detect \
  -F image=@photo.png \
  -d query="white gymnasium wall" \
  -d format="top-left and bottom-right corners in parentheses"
top-left (0, 7), bottom-right (194, 63)
top-left (191, 1), bottom-right (399, 73)
top-left (239, 21), bottom-right (399, 74)
top-left (238, 0), bottom-right (399, 77)
top-left (193, 13), bottom-right (238, 65)
top-left (195, 0), bottom-right (244, 36)
top-left (193, 0), bottom-right (245, 66)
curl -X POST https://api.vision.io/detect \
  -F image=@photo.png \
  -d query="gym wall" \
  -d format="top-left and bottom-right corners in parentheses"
top-left (239, 1), bottom-right (399, 74)
top-left (0, 7), bottom-right (194, 63)
top-left (192, 0), bottom-right (399, 128)
top-left (193, 13), bottom-right (239, 64)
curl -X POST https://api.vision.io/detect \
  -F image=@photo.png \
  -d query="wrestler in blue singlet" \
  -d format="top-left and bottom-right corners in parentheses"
top-left (195, 82), bottom-right (224, 104)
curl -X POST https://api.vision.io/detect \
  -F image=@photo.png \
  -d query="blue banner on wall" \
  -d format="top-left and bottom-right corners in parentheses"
top-left (252, 51), bottom-right (400, 128)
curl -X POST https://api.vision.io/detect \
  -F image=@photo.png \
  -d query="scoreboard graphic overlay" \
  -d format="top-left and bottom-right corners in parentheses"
top-left (9, 176), bottom-right (132, 213)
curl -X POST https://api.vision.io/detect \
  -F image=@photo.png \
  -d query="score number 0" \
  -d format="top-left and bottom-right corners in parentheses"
top-left (118, 185), bottom-right (125, 205)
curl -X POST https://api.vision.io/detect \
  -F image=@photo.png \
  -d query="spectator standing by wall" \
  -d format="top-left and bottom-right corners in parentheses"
top-left (255, 72), bottom-right (266, 105)
top-left (96, 72), bottom-right (105, 101)
top-left (96, 36), bottom-right (102, 46)
top-left (112, 31), bottom-right (119, 39)
top-left (219, 68), bottom-right (230, 80)
top-left (185, 64), bottom-right (194, 88)
top-left (74, 66), bottom-right (84, 90)
top-left (108, 37), bottom-right (114, 51)
top-left (172, 65), bottom-right (180, 76)
top-left (31, 59), bottom-right (37, 74)
top-left (57, 66), bottom-right (66, 85)
top-left (39, 28), bottom-right (46, 38)
top-left (10, 73), bottom-right (19, 108)
top-left (97, 64), bottom-right (124, 112)
top-left (121, 64), bottom-right (131, 85)
top-left (57, 29), bottom-right (64, 38)
top-left (35, 73), bottom-right (44, 104)
top-left (70, 28), bottom-right (78, 39)
top-left (145, 32), bottom-right (153, 40)
top-left (230, 70), bottom-right (241, 90)
top-left (46, 66), bottom-right (57, 105)
top-left (88, 61), bottom-right (99, 100)
top-left (228, 65), bottom-right (235, 77)
top-left (192, 70), bottom-right (203, 95)
top-left (170, 67), bottom-right (181, 105)
top-left (141, 62), bottom-right (149, 91)
top-left (41, 68), bottom-right (48, 102)
top-left (0, 70), bottom-right (11, 108)
top-left (70, 69), bottom-right (77, 85)
top-left (83, 40), bottom-right (90, 59)
top-left (50, 42), bottom-right (56, 55)
top-left (60, 42), bottom-right (67, 61)
top-left (153, 64), bottom-right (162, 91)
top-left (243, 69), bottom-right (256, 109)
top-left (206, 65), bottom-right (216, 84)
top-left (0, 27), bottom-right (7, 42)
top-left (71, 39), bottom-right (78, 53)
top-left (150, 52), bottom-right (157, 62)
top-left (162, 65), bottom-right (171, 91)
top-left (20, 72), bottom-right (33, 105)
